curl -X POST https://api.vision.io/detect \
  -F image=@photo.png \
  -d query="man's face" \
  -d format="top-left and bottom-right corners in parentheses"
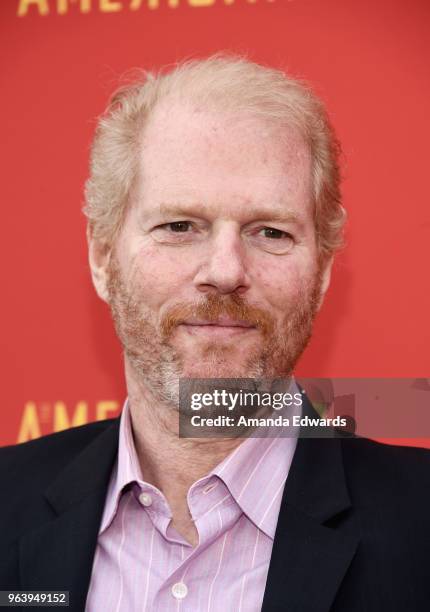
top-left (98, 102), bottom-right (330, 404)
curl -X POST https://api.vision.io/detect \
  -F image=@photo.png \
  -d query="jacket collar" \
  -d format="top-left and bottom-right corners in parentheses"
top-left (44, 418), bottom-right (121, 514)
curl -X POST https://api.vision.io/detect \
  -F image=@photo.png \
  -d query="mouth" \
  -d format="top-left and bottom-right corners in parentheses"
top-left (179, 317), bottom-right (257, 337)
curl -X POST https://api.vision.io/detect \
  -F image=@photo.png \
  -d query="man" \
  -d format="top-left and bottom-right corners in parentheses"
top-left (1, 55), bottom-right (429, 611)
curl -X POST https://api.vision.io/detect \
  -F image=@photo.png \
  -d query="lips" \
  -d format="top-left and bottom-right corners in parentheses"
top-left (178, 317), bottom-right (257, 338)
top-left (182, 317), bottom-right (255, 328)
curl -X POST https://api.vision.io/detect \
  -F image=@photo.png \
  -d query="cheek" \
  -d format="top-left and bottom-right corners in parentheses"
top-left (126, 244), bottom-right (191, 306)
top-left (252, 256), bottom-right (317, 310)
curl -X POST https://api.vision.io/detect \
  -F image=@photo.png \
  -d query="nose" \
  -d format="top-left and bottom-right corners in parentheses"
top-left (193, 222), bottom-right (250, 295)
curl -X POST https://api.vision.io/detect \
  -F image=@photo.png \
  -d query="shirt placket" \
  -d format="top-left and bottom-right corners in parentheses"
top-left (151, 477), bottom-right (242, 611)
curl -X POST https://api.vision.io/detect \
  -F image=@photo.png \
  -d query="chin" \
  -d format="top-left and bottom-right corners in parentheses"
top-left (170, 339), bottom-right (266, 379)
top-left (180, 357), bottom-right (262, 380)
top-left (181, 364), bottom-right (235, 379)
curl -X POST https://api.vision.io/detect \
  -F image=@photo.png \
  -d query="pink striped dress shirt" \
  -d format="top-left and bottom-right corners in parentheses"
top-left (85, 400), bottom-right (298, 611)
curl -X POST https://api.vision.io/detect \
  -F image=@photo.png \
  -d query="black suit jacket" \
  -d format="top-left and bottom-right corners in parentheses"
top-left (1, 400), bottom-right (430, 612)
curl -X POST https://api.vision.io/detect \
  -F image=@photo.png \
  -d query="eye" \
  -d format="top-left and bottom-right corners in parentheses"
top-left (260, 227), bottom-right (291, 240)
top-left (151, 220), bottom-right (200, 245)
top-left (163, 221), bottom-right (192, 232)
top-left (249, 226), bottom-right (295, 255)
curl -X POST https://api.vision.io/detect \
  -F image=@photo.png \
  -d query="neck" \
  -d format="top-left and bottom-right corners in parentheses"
top-left (124, 358), bottom-right (244, 545)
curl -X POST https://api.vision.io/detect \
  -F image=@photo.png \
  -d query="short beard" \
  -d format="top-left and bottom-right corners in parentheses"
top-left (107, 256), bottom-right (322, 410)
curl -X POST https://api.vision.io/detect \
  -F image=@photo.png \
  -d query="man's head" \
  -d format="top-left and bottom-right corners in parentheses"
top-left (85, 54), bottom-right (345, 405)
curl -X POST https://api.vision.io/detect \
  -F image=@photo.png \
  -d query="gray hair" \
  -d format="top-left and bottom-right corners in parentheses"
top-left (84, 53), bottom-right (346, 263)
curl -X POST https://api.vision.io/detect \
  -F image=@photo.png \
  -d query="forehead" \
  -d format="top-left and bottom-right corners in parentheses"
top-left (136, 100), bottom-right (313, 216)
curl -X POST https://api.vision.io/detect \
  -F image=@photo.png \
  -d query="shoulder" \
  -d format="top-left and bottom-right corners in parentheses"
top-left (339, 435), bottom-right (430, 506)
top-left (0, 419), bottom-right (118, 489)
top-left (0, 419), bottom-right (119, 583)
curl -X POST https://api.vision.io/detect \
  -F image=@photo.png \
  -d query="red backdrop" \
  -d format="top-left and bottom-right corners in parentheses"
top-left (1, 0), bottom-right (429, 446)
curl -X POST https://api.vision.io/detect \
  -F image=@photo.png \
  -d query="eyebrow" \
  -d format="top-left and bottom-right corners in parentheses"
top-left (157, 202), bottom-right (305, 225)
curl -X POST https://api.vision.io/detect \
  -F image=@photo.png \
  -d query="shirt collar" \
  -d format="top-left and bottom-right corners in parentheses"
top-left (210, 417), bottom-right (299, 539)
top-left (98, 398), bottom-right (143, 534)
top-left (100, 386), bottom-right (300, 539)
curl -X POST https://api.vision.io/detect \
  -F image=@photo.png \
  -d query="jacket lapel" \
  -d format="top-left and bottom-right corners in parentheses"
top-left (19, 419), bottom-right (120, 612)
top-left (262, 398), bottom-right (360, 612)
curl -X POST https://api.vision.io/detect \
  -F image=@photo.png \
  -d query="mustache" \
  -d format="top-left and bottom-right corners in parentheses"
top-left (161, 293), bottom-right (274, 338)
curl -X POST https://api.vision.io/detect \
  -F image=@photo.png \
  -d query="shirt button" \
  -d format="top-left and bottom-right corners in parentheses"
top-left (139, 492), bottom-right (153, 507)
top-left (171, 582), bottom-right (188, 600)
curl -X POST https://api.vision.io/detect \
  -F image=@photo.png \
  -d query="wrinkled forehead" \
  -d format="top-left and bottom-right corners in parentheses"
top-left (135, 100), bottom-right (313, 216)
top-left (141, 98), bottom-right (310, 164)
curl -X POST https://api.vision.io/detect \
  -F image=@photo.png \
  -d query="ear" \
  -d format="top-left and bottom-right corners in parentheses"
top-left (87, 226), bottom-right (111, 303)
top-left (316, 255), bottom-right (334, 312)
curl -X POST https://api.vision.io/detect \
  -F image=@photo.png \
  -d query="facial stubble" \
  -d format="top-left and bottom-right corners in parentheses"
top-left (107, 256), bottom-right (322, 408)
